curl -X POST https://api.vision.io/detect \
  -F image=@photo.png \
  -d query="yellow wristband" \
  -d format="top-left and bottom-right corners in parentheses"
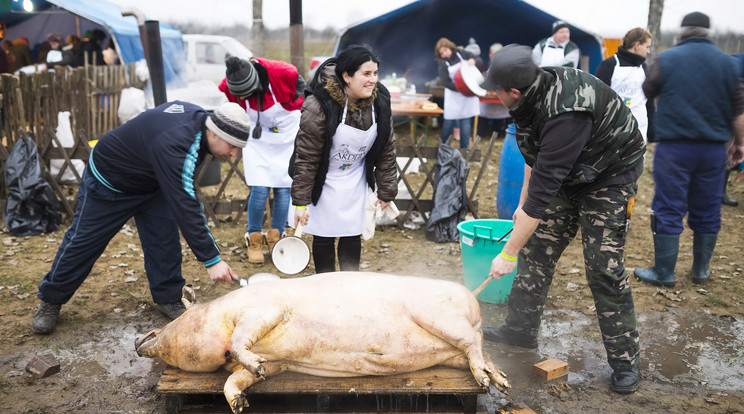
top-left (500, 250), bottom-right (517, 261)
top-left (296, 205), bottom-right (307, 210)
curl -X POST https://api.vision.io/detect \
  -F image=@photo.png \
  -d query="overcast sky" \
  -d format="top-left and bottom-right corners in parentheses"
top-left (107, 0), bottom-right (742, 39)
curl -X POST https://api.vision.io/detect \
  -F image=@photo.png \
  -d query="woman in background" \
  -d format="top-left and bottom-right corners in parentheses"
top-left (290, 45), bottom-right (397, 273)
top-left (595, 27), bottom-right (654, 142)
top-left (435, 37), bottom-right (482, 149)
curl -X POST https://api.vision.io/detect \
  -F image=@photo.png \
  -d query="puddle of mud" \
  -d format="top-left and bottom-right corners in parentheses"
top-left (56, 319), bottom-right (165, 378)
top-left (482, 307), bottom-right (744, 393)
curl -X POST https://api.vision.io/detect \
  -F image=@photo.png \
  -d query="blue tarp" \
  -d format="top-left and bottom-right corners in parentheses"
top-left (335, 0), bottom-right (603, 90)
top-left (2, 0), bottom-right (186, 86)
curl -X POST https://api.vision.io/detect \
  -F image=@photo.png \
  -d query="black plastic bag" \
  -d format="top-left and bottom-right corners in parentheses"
top-left (3, 135), bottom-right (61, 236)
top-left (426, 144), bottom-right (470, 242)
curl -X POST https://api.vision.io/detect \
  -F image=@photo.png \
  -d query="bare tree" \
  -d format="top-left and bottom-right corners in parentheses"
top-left (647, 0), bottom-right (664, 62)
top-left (252, 0), bottom-right (264, 56)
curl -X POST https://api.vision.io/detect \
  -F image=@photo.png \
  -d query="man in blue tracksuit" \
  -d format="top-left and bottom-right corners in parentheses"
top-left (635, 12), bottom-right (744, 288)
top-left (32, 101), bottom-right (252, 334)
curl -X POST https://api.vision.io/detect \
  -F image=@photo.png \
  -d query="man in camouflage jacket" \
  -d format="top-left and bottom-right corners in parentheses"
top-left (479, 44), bottom-right (646, 394)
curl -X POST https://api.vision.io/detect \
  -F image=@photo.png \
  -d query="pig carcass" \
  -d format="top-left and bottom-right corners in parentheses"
top-left (135, 272), bottom-right (510, 413)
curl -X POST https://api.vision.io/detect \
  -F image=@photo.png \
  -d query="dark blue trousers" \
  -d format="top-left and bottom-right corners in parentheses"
top-left (37, 168), bottom-right (184, 305)
top-left (651, 141), bottom-right (727, 235)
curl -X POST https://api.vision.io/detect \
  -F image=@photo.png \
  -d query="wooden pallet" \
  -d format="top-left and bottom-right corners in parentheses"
top-left (158, 366), bottom-right (486, 413)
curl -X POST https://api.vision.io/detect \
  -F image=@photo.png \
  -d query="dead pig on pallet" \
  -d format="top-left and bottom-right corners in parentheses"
top-left (135, 272), bottom-right (511, 413)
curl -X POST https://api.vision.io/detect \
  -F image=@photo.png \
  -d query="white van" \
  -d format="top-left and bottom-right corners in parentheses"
top-left (183, 34), bottom-right (253, 84)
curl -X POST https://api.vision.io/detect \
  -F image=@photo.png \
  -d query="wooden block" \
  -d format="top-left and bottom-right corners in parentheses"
top-left (26, 353), bottom-right (60, 378)
top-left (532, 358), bottom-right (568, 380)
top-left (496, 401), bottom-right (536, 413)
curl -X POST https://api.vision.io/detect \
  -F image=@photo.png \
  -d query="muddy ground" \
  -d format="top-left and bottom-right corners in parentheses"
top-left (1, 138), bottom-right (743, 413)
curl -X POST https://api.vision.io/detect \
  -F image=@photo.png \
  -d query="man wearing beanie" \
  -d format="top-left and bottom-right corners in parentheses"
top-left (635, 12), bottom-right (744, 288)
top-left (532, 20), bottom-right (580, 68)
top-left (32, 101), bottom-right (251, 335)
top-left (480, 44), bottom-right (645, 393)
top-left (218, 55), bottom-right (304, 264)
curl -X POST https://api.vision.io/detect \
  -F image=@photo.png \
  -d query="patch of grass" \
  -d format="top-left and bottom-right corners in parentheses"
top-left (704, 295), bottom-right (730, 308)
top-left (0, 273), bottom-right (24, 285)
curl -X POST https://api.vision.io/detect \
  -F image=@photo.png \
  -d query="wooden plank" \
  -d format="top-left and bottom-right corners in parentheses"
top-left (158, 367), bottom-right (485, 396)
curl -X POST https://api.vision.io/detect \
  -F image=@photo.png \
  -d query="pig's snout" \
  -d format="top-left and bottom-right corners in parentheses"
top-left (135, 329), bottom-right (160, 356)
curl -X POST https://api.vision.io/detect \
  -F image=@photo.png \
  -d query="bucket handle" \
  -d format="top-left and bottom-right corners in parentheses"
top-left (472, 225), bottom-right (493, 240)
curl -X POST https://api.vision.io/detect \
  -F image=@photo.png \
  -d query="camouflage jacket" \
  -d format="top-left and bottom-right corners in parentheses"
top-left (511, 67), bottom-right (645, 201)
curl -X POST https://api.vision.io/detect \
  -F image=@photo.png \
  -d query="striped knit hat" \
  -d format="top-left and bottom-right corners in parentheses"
top-left (225, 56), bottom-right (260, 97)
top-left (205, 102), bottom-right (251, 148)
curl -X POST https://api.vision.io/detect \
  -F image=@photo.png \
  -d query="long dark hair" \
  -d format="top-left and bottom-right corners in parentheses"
top-left (334, 44), bottom-right (381, 87)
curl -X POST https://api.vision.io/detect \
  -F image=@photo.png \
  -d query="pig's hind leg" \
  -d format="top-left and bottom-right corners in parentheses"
top-left (224, 363), bottom-right (281, 414)
top-left (413, 314), bottom-right (510, 393)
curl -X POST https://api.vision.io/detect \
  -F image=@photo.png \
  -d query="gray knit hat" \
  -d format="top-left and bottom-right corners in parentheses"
top-left (205, 102), bottom-right (251, 148)
top-left (225, 56), bottom-right (260, 97)
top-left (552, 20), bottom-right (570, 34)
top-left (480, 44), bottom-right (538, 91)
top-left (46, 32), bottom-right (64, 44)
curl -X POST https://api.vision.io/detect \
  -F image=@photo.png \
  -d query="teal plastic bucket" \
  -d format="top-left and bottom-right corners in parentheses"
top-left (458, 219), bottom-right (516, 303)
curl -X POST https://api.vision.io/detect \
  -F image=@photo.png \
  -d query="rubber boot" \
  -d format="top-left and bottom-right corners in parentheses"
top-left (611, 365), bottom-right (640, 394)
top-left (266, 228), bottom-right (282, 254)
top-left (722, 170), bottom-right (738, 206)
top-left (245, 232), bottom-right (265, 264)
top-left (691, 232), bottom-right (717, 285)
top-left (634, 234), bottom-right (679, 287)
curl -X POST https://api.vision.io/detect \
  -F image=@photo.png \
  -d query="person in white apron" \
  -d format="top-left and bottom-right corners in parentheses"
top-left (435, 37), bottom-right (481, 149)
top-left (531, 21), bottom-right (580, 69)
top-left (289, 45), bottom-right (398, 273)
top-left (43, 32), bottom-right (74, 69)
top-left (595, 28), bottom-right (653, 142)
top-left (219, 56), bottom-right (304, 264)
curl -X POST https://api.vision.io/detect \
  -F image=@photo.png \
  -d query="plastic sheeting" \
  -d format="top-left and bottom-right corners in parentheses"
top-left (426, 144), bottom-right (469, 242)
top-left (3, 0), bottom-right (186, 86)
top-left (3, 136), bottom-right (61, 236)
top-left (336, 0), bottom-right (603, 89)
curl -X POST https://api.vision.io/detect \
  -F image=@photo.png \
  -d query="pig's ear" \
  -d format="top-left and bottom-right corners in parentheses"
top-left (181, 284), bottom-right (196, 309)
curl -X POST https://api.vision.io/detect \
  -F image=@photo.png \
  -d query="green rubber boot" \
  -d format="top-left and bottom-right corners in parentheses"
top-left (691, 232), bottom-right (717, 285)
top-left (634, 234), bottom-right (679, 288)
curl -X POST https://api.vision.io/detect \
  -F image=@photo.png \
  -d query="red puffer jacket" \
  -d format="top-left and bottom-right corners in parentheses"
top-left (218, 57), bottom-right (303, 112)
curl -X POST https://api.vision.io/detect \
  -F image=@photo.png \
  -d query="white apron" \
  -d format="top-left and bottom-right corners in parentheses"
top-left (540, 44), bottom-right (567, 67)
top-left (242, 85), bottom-right (300, 187)
top-left (443, 52), bottom-right (480, 120)
top-left (610, 55), bottom-right (648, 141)
top-left (302, 102), bottom-right (377, 237)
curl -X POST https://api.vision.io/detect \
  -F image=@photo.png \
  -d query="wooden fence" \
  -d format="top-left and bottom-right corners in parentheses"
top-left (1, 66), bottom-right (496, 230)
top-left (0, 63), bottom-right (143, 220)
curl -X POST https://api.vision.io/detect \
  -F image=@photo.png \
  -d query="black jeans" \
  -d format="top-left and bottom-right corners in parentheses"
top-left (312, 235), bottom-right (361, 273)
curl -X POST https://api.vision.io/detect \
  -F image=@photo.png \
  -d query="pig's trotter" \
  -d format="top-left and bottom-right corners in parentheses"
top-left (255, 363), bottom-right (266, 379)
top-left (229, 393), bottom-right (248, 414)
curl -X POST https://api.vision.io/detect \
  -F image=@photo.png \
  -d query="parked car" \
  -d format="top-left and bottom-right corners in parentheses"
top-left (183, 34), bottom-right (253, 84)
top-left (307, 56), bottom-right (332, 82)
